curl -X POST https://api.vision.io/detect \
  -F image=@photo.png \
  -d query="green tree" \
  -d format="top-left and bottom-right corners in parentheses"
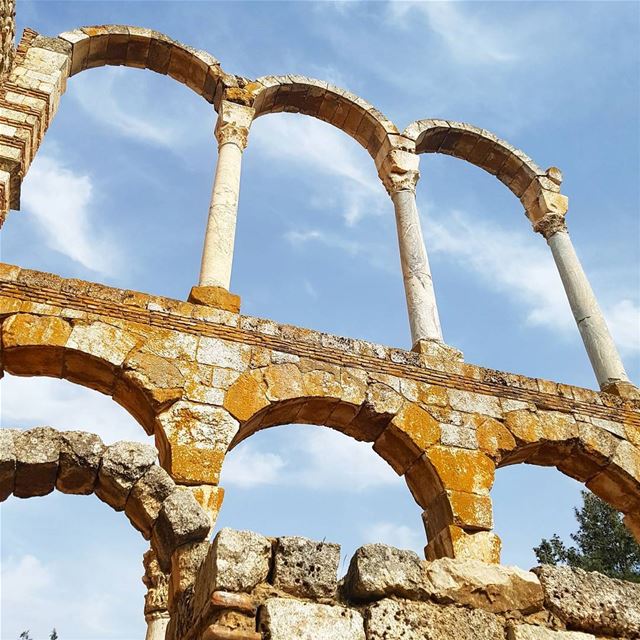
top-left (50, 630), bottom-right (59, 640)
top-left (19, 633), bottom-right (33, 640)
top-left (534, 490), bottom-right (640, 582)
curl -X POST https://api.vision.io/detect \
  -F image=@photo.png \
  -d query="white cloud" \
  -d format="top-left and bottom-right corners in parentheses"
top-left (20, 155), bottom-right (120, 276)
top-left (364, 521), bottom-right (424, 555)
top-left (251, 114), bottom-right (386, 226)
top-left (389, 1), bottom-right (519, 64)
top-left (0, 374), bottom-right (150, 445)
top-left (222, 426), bottom-right (400, 492)
top-left (426, 208), bottom-right (640, 355)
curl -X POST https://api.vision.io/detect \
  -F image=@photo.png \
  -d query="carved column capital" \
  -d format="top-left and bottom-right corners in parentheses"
top-left (214, 99), bottom-right (255, 151)
top-left (534, 213), bottom-right (568, 239)
top-left (378, 148), bottom-right (420, 195)
top-left (214, 122), bottom-right (249, 150)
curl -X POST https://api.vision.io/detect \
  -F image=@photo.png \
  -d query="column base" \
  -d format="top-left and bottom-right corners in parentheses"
top-left (412, 339), bottom-right (464, 363)
top-left (601, 380), bottom-right (640, 401)
top-left (189, 286), bottom-right (241, 314)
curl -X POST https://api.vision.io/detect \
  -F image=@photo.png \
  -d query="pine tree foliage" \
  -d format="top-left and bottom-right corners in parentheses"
top-left (534, 490), bottom-right (640, 582)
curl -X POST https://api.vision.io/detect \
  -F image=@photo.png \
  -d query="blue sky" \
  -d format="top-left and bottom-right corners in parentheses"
top-left (1, 1), bottom-right (639, 638)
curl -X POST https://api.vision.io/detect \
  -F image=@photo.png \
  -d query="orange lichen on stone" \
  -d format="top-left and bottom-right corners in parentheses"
top-left (223, 370), bottom-right (269, 422)
top-left (426, 446), bottom-right (495, 495)
top-left (476, 417), bottom-right (516, 460)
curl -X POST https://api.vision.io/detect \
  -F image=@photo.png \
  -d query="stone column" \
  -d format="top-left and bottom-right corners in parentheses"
top-left (145, 611), bottom-right (170, 640)
top-left (535, 213), bottom-right (630, 390)
top-left (379, 149), bottom-right (444, 349)
top-left (191, 101), bottom-right (254, 311)
top-left (143, 549), bottom-right (170, 640)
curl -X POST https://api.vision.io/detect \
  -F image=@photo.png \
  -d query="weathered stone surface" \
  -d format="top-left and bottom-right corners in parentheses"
top-left (426, 558), bottom-right (543, 613)
top-left (170, 540), bottom-right (209, 599)
top-left (365, 598), bottom-right (504, 640)
top-left (533, 564), bottom-right (640, 637)
top-left (272, 536), bottom-right (340, 599)
top-left (57, 430), bottom-right (104, 494)
top-left (195, 528), bottom-right (270, 613)
top-left (259, 598), bottom-right (365, 640)
top-left (95, 441), bottom-right (157, 510)
top-left (508, 625), bottom-right (594, 640)
top-left (151, 488), bottom-right (211, 570)
top-left (125, 464), bottom-right (176, 537)
top-left (0, 428), bottom-right (17, 500)
top-left (143, 549), bottom-right (169, 615)
top-left (13, 427), bottom-right (61, 498)
top-left (344, 543), bottom-right (431, 602)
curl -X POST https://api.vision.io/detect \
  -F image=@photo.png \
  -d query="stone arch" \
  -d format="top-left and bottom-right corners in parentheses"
top-left (0, 427), bottom-right (211, 570)
top-left (250, 75), bottom-right (401, 165)
top-left (494, 409), bottom-right (640, 543)
top-left (402, 119), bottom-right (564, 221)
top-left (222, 363), bottom-right (499, 562)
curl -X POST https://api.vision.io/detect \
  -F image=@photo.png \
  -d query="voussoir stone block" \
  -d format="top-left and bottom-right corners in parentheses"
top-left (125, 464), bottom-right (176, 538)
top-left (533, 565), bottom-right (640, 638)
top-left (13, 427), bottom-right (61, 498)
top-left (426, 558), bottom-right (543, 614)
top-left (56, 430), bottom-right (105, 495)
top-left (95, 440), bottom-right (157, 510)
top-left (272, 535), bottom-right (340, 599)
top-left (259, 598), bottom-right (365, 640)
top-left (0, 428), bottom-right (17, 500)
top-left (507, 625), bottom-right (595, 640)
top-left (151, 488), bottom-right (211, 571)
top-left (344, 543), bottom-right (431, 602)
top-left (365, 598), bottom-right (504, 640)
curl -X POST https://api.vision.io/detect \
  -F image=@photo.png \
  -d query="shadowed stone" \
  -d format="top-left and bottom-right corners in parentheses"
top-left (125, 465), bottom-right (176, 538)
top-left (273, 535), bottom-right (340, 599)
top-left (507, 625), bottom-right (595, 640)
top-left (57, 430), bottom-right (104, 494)
top-left (365, 598), bottom-right (504, 640)
top-left (533, 565), bottom-right (640, 638)
top-left (344, 544), bottom-right (431, 602)
top-left (0, 428), bottom-right (17, 500)
top-left (151, 488), bottom-right (211, 571)
top-left (14, 427), bottom-right (61, 498)
top-left (95, 441), bottom-right (157, 510)
top-left (426, 558), bottom-right (543, 614)
top-left (259, 598), bottom-right (365, 640)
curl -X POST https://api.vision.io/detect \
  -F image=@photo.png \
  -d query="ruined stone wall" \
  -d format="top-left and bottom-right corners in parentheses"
top-left (171, 527), bottom-right (640, 640)
top-left (0, 0), bottom-right (14, 78)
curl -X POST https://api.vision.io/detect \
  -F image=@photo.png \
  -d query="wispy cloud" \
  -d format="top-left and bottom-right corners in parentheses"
top-left (251, 114), bottom-right (386, 226)
top-left (426, 208), bottom-right (639, 355)
top-left (1, 374), bottom-right (150, 444)
top-left (222, 426), bottom-right (399, 492)
top-left (20, 155), bottom-right (121, 276)
top-left (364, 521), bottom-right (424, 555)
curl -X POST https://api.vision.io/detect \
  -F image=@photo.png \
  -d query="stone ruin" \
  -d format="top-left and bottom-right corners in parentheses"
top-left (0, 1), bottom-right (638, 638)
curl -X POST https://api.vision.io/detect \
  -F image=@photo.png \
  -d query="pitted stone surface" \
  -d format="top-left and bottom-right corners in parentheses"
top-left (365, 598), bottom-right (504, 640)
top-left (507, 625), bottom-right (595, 640)
top-left (344, 544), bottom-right (431, 602)
top-left (13, 427), bottom-right (61, 497)
top-left (272, 535), bottom-right (340, 599)
top-left (57, 430), bottom-right (104, 494)
top-left (125, 464), bottom-right (176, 538)
top-left (0, 428), bottom-right (17, 500)
top-left (533, 565), bottom-right (640, 638)
top-left (95, 441), bottom-right (157, 510)
top-left (426, 558), bottom-right (543, 614)
top-left (194, 528), bottom-right (270, 610)
top-left (151, 487), bottom-right (211, 571)
top-left (259, 598), bottom-right (365, 640)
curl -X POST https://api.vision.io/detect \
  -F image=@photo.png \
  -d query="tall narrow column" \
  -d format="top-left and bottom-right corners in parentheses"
top-left (192, 101), bottom-right (254, 309)
top-left (380, 149), bottom-right (444, 349)
top-left (535, 213), bottom-right (630, 390)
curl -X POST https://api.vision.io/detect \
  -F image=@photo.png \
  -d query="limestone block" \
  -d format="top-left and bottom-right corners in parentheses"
top-left (56, 430), bottom-right (105, 494)
top-left (125, 465), bottom-right (176, 538)
top-left (223, 370), bottom-right (269, 422)
top-left (344, 544), bottom-right (432, 602)
top-left (13, 427), bottom-right (61, 498)
top-left (424, 525), bottom-right (502, 564)
top-left (95, 441), bottom-right (157, 510)
top-left (427, 446), bottom-right (495, 495)
top-left (259, 598), bottom-right (365, 640)
top-left (170, 540), bottom-right (209, 600)
top-left (365, 598), bottom-right (504, 640)
top-left (447, 389), bottom-right (502, 419)
top-left (272, 536), bottom-right (340, 599)
top-left (197, 337), bottom-right (249, 371)
top-left (533, 565), bottom-right (640, 637)
top-left (507, 625), bottom-right (594, 640)
top-left (426, 558), bottom-right (543, 614)
top-left (0, 428), bottom-right (17, 500)
top-left (151, 488), bottom-right (211, 571)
